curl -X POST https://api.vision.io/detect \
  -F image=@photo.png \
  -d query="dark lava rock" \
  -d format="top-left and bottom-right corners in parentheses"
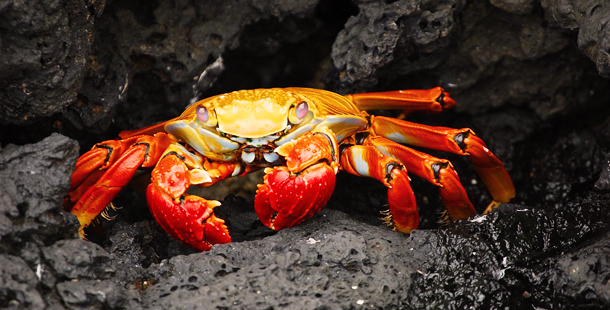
top-left (121, 197), bottom-right (610, 309)
top-left (594, 153), bottom-right (610, 191)
top-left (329, 0), bottom-right (465, 92)
top-left (0, 0), bottom-right (101, 125)
top-left (327, 1), bottom-right (610, 123)
top-left (42, 239), bottom-right (115, 280)
top-left (64, 0), bottom-right (323, 132)
top-left (542, 0), bottom-right (610, 78)
top-left (0, 133), bottom-right (80, 254)
top-left (409, 196), bottom-right (610, 309)
top-left (490, 0), bottom-right (538, 14)
top-left (0, 255), bottom-right (45, 310)
top-left (2, 0), bottom-right (610, 309)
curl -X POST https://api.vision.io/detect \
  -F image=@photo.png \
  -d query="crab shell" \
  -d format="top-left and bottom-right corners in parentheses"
top-left (164, 88), bottom-right (368, 163)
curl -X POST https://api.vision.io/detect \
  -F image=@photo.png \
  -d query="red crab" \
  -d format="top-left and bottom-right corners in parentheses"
top-left (65, 87), bottom-right (515, 251)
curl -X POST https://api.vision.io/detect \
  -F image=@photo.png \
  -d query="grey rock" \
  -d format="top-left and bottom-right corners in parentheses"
top-left (142, 209), bottom-right (423, 309)
top-left (548, 234), bottom-right (610, 304)
top-left (57, 279), bottom-right (140, 310)
top-left (0, 255), bottom-right (45, 310)
top-left (42, 239), bottom-right (115, 280)
top-left (0, 0), bottom-right (100, 125)
top-left (0, 133), bottom-right (80, 252)
top-left (490, 0), bottom-right (537, 14)
top-left (136, 195), bottom-right (610, 309)
top-left (542, 0), bottom-right (610, 78)
top-left (329, 0), bottom-right (464, 93)
top-left (594, 153), bottom-right (610, 191)
top-left (409, 197), bottom-right (610, 309)
top-left (325, 0), bottom-right (610, 133)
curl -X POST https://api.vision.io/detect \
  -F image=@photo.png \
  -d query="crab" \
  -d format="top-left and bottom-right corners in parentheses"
top-left (64, 87), bottom-right (515, 251)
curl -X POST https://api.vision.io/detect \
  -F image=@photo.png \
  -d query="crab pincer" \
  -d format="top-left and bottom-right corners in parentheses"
top-left (146, 149), bottom-right (231, 251)
top-left (254, 128), bottom-right (339, 230)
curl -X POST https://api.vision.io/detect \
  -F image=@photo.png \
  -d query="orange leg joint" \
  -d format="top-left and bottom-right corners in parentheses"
top-left (366, 136), bottom-right (476, 221)
top-left (339, 144), bottom-right (418, 233)
top-left (66, 133), bottom-right (174, 237)
top-left (370, 116), bottom-right (516, 204)
top-left (346, 87), bottom-right (456, 115)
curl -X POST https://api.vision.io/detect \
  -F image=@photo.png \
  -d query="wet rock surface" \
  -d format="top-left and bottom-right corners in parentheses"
top-left (1, 0), bottom-right (610, 309)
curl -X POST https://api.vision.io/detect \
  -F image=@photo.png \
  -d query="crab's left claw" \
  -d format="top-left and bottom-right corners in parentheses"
top-left (147, 148), bottom-right (231, 251)
top-left (254, 128), bottom-right (338, 230)
top-left (147, 184), bottom-right (230, 251)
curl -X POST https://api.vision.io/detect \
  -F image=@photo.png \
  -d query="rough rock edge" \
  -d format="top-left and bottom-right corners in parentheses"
top-left (541, 0), bottom-right (610, 78)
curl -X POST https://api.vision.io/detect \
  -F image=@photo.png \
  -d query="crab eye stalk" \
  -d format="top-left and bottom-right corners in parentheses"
top-left (288, 101), bottom-right (309, 124)
top-left (196, 106), bottom-right (208, 122)
top-left (196, 105), bottom-right (217, 127)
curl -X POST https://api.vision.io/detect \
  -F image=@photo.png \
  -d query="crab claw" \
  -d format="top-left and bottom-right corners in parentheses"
top-left (255, 128), bottom-right (338, 230)
top-left (146, 152), bottom-right (230, 251)
top-left (254, 162), bottom-right (336, 231)
top-left (147, 183), bottom-right (230, 251)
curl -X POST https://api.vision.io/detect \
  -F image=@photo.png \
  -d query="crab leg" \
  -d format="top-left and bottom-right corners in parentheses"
top-left (345, 87), bottom-right (456, 115)
top-left (146, 144), bottom-right (239, 251)
top-left (66, 133), bottom-right (175, 237)
top-left (370, 115), bottom-right (516, 204)
top-left (68, 136), bottom-right (147, 193)
top-left (366, 136), bottom-right (475, 220)
top-left (340, 144), bottom-right (419, 233)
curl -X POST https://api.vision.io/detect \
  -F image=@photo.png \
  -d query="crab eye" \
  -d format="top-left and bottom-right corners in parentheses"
top-left (296, 101), bottom-right (308, 119)
top-left (196, 105), bottom-right (218, 127)
top-left (288, 101), bottom-right (309, 124)
top-left (196, 105), bottom-right (208, 122)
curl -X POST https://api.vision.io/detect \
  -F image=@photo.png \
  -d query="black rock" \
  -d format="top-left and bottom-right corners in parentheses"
top-left (542, 0), bottom-right (610, 78)
top-left (0, 0), bottom-right (100, 125)
top-left (0, 133), bottom-right (80, 253)
top-left (0, 255), bottom-right (45, 310)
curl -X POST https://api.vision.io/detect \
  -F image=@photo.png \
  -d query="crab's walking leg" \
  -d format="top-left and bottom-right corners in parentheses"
top-left (340, 144), bottom-right (419, 233)
top-left (68, 135), bottom-right (158, 195)
top-left (146, 144), bottom-right (242, 251)
top-left (66, 133), bottom-right (175, 237)
top-left (345, 87), bottom-right (456, 115)
top-left (366, 136), bottom-right (475, 220)
top-left (370, 116), bottom-right (516, 205)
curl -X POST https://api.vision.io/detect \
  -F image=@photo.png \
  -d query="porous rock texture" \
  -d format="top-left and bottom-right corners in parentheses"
top-left (1, 0), bottom-right (610, 309)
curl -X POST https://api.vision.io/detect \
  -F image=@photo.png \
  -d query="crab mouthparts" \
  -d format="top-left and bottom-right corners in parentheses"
top-left (225, 132), bottom-right (288, 166)
top-left (240, 145), bottom-right (282, 165)
top-left (241, 149), bottom-right (280, 164)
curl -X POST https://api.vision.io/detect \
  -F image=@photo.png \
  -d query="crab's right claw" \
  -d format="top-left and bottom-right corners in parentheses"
top-left (254, 163), bottom-right (336, 231)
top-left (254, 128), bottom-right (338, 230)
